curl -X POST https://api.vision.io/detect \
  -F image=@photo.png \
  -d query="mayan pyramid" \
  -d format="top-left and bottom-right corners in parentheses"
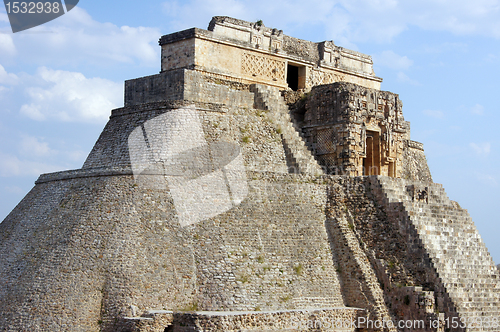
top-left (1, 16), bottom-right (499, 332)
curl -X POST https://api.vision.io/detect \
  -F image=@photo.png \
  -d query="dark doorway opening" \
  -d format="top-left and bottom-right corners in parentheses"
top-left (363, 130), bottom-right (381, 176)
top-left (287, 64), bottom-right (299, 91)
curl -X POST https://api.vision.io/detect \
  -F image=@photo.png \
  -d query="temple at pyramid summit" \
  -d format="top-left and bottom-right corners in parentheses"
top-left (1, 16), bottom-right (499, 332)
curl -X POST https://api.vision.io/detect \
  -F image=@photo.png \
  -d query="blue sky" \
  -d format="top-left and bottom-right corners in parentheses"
top-left (1, 0), bottom-right (499, 263)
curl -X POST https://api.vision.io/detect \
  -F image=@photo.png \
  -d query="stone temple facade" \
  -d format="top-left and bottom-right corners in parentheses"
top-left (0, 16), bottom-right (499, 332)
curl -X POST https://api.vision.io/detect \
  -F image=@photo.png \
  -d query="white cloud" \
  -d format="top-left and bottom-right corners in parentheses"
top-left (0, 12), bottom-right (8, 23)
top-left (486, 53), bottom-right (499, 62)
top-left (375, 50), bottom-right (413, 70)
top-left (470, 142), bottom-right (491, 156)
top-left (0, 34), bottom-right (16, 57)
top-left (161, 0), bottom-right (400, 45)
top-left (66, 150), bottom-right (87, 162)
top-left (397, 72), bottom-right (420, 85)
top-left (0, 64), bottom-right (19, 85)
top-left (471, 104), bottom-right (484, 115)
top-left (422, 0), bottom-right (500, 37)
top-left (0, 7), bottom-right (160, 67)
top-left (328, 0), bottom-right (406, 43)
top-left (19, 67), bottom-right (122, 123)
top-left (163, 0), bottom-right (248, 28)
top-left (160, 0), bottom-right (500, 47)
top-left (475, 172), bottom-right (498, 187)
top-left (423, 109), bottom-right (444, 119)
top-left (0, 132), bottom-right (87, 177)
top-left (19, 136), bottom-right (54, 157)
top-left (0, 152), bottom-right (62, 177)
top-left (423, 42), bottom-right (469, 54)
top-left (4, 186), bottom-right (25, 195)
top-left (20, 104), bottom-right (45, 121)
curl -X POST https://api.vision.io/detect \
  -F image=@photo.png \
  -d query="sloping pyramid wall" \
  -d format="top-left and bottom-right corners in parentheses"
top-left (370, 176), bottom-right (500, 331)
top-left (0, 84), bottom-right (350, 331)
top-left (1, 67), bottom-right (499, 331)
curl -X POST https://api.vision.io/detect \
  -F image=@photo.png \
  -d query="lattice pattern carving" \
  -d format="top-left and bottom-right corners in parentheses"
top-left (324, 72), bottom-right (346, 84)
top-left (241, 53), bottom-right (286, 81)
top-left (310, 70), bottom-right (346, 87)
top-left (315, 129), bottom-right (335, 155)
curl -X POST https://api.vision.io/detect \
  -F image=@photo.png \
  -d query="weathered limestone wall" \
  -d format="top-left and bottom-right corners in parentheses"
top-left (402, 140), bottom-right (433, 182)
top-left (190, 172), bottom-right (345, 311)
top-left (160, 37), bottom-right (196, 72)
top-left (168, 308), bottom-right (362, 331)
top-left (0, 172), bottom-right (348, 331)
top-left (300, 83), bottom-right (410, 177)
top-left (371, 176), bottom-right (500, 331)
top-left (0, 181), bottom-right (76, 329)
top-left (2, 15), bottom-right (498, 332)
top-left (83, 102), bottom-right (289, 174)
top-left (195, 38), bottom-right (261, 81)
top-left (124, 69), bottom-right (254, 108)
top-left (208, 16), bottom-right (380, 89)
top-left (324, 178), bottom-right (395, 331)
top-left (1, 98), bottom-right (350, 331)
top-left (183, 70), bottom-right (254, 108)
top-left (0, 176), bottom-right (148, 332)
top-left (124, 70), bottom-right (185, 106)
top-left (158, 17), bottom-right (382, 91)
top-left (328, 177), bottom-right (451, 330)
top-left (250, 83), bottom-right (324, 175)
top-left (159, 28), bottom-right (288, 89)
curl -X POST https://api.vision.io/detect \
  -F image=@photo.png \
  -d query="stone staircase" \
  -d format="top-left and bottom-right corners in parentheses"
top-left (250, 84), bottom-right (323, 176)
top-left (325, 209), bottom-right (397, 332)
top-left (369, 176), bottom-right (500, 331)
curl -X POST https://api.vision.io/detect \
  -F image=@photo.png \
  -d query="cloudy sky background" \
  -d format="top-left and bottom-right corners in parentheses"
top-left (1, 0), bottom-right (500, 262)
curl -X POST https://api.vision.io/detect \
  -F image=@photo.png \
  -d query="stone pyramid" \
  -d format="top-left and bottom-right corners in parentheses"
top-left (1, 16), bottom-right (499, 332)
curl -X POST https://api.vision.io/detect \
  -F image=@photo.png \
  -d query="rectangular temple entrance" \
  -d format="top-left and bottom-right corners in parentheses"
top-left (364, 130), bottom-right (381, 175)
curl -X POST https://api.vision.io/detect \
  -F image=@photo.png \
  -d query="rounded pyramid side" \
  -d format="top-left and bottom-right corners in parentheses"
top-left (0, 101), bottom-right (347, 331)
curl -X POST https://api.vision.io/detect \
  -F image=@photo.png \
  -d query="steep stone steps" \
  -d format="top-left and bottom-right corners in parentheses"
top-left (325, 206), bottom-right (397, 332)
top-left (370, 176), bottom-right (500, 332)
top-left (250, 84), bottom-right (323, 176)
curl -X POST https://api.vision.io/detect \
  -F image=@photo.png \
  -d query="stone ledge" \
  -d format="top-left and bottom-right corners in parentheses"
top-left (123, 308), bottom-right (365, 332)
top-left (187, 307), bottom-right (362, 316)
top-left (146, 310), bottom-right (174, 315)
top-left (35, 166), bottom-right (135, 184)
top-left (159, 27), bottom-right (201, 45)
top-left (158, 20), bottom-right (382, 86)
top-left (407, 140), bottom-right (424, 151)
top-left (34, 167), bottom-right (409, 187)
top-left (34, 168), bottom-right (325, 185)
top-left (111, 100), bottom-right (230, 118)
top-left (175, 307), bottom-right (364, 332)
top-left (209, 16), bottom-right (264, 33)
top-left (159, 26), bottom-right (255, 52)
